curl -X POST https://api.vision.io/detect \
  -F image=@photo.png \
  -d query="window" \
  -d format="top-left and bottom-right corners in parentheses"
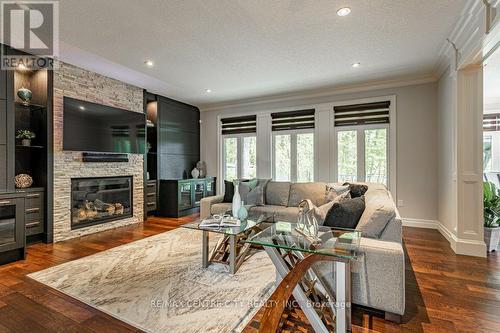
top-left (273, 131), bottom-right (315, 182)
top-left (334, 101), bottom-right (391, 186)
top-left (223, 134), bottom-right (257, 180)
top-left (221, 115), bottom-right (257, 181)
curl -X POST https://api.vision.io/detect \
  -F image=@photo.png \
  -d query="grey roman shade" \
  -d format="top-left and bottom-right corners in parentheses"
top-left (483, 113), bottom-right (500, 131)
top-left (334, 101), bottom-right (390, 127)
top-left (221, 115), bottom-right (257, 135)
top-left (271, 109), bottom-right (315, 131)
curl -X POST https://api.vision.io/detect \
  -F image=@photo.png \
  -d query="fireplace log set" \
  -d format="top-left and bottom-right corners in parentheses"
top-left (73, 199), bottom-right (125, 222)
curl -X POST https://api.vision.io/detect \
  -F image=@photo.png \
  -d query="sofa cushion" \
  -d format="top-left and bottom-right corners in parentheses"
top-left (324, 196), bottom-right (365, 229)
top-left (265, 181), bottom-right (291, 206)
top-left (211, 202), bottom-right (232, 215)
top-left (250, 205), bottom-right (299, 223)
top-left (356, 192), bottom-right (396, 238)
top-left (288, 182), bottom-right (326, 207)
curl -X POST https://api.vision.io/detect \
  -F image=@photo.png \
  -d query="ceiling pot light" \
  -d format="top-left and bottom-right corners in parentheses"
top-left (205, 89), bottom-right (212, 93)
top-left (352, 62), bottom-right (361, 68)
top-left (337, 7), bottom-right (351, 16)
top-left (144, 59), bottom-right (154, 67)
top-left (79, 105), bottom-right (85, 110)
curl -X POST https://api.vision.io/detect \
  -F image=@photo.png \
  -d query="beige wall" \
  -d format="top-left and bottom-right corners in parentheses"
top-left (201, 82), bottom-right (439, 222)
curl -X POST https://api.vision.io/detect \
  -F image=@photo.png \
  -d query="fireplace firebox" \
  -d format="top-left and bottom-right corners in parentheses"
top-left (71, 176), bottom-right (133, 229)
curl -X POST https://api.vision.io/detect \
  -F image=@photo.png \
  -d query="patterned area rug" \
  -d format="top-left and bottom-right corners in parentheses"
top-left (29, 228), bottom-right (276, 333)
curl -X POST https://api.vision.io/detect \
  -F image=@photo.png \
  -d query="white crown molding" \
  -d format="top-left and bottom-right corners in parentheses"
top-left (434, 0), bottom-right (489, 77)
top-left (199, 74), bottom-right (437, 112)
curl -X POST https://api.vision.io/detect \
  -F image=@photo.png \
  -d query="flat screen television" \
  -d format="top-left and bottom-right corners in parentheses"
top-left (63, 97), bottom-right (146, 154)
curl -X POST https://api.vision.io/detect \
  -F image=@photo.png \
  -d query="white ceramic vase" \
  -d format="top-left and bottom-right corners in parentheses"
top-left (191, 167), bottom-right (200, 179)
top-left (232, 181), bottom-right (242, 218)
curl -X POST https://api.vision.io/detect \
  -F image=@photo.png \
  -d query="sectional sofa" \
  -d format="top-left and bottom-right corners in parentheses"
top-left (200, 181), bottom-right (405, 320)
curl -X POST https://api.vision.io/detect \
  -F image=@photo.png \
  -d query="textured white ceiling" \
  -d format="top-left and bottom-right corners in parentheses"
top-left (58, 0), bottom-right (467, 106)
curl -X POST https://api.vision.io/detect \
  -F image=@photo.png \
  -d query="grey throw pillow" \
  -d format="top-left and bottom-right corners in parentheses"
top-left (239, 180), bottom-right (268, 206)
top-left (310, 191), bottom-right (351, 225)
top-left (325, 184), bottom-right (350, 202)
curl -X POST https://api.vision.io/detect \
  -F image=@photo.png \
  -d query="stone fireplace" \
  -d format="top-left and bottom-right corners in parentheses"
top-left (52, 61), bottom-right (144, 242)
top-left (71, 176), bottom-right (133, 229)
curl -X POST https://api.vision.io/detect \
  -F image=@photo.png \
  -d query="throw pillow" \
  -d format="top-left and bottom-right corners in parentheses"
top-left (223, 179), bottom-right (249, 203)
top-left (313, 191), bottom-right (351, 225)
top-left (343, 183), bottom-right (369, 198)
top-left (323, 196), bottom-right (366, 229)
top-left (238, 179), bottom-right (269, 206)
top-left (325, 184), bottom-right (350, 202)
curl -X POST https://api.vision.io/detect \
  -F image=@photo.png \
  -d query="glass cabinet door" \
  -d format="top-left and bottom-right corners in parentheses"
top-left (179, 182), bottom-right (193, 210)
top-left (193, 181), bottom-right (206, 206)
top-left (205, 179), bottom-right (215, 197)
top-left (0, 204), bottom-right (16, 246)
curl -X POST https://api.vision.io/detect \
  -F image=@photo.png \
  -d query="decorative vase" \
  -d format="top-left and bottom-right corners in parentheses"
top-left (484, 227), bottom-right (500, 252)
top-left (17, 87), bottom-right (32, 106)
top-left (191, 167), bottom-right (200, 179)
top-left (21, 139), bottom-right (31, 146)
top-left (238, 202), bottom-right (248, 221)
top-left (196, 161), bottom-right (207, 178)
top-left (232, 181), bottom-right (242, 218)
top-left (14, 174), bottom-right (33, 188)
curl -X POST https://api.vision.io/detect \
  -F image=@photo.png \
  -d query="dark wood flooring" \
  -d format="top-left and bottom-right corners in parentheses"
top-left (0, 215), bottom-right (498, 333)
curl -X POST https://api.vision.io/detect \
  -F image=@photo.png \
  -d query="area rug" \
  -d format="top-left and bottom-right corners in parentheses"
top-left (28, 228), bottom-right (276, 333)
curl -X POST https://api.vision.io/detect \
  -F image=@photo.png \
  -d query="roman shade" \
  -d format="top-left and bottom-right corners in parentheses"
top-left (334, 101), bottom-right (390, 127)
top-left (483, 113), bottom-right (500, 132)
top-left (221, 115), bottom-right (257, 135)
top-left (271, 109), bottom-right (315, 131)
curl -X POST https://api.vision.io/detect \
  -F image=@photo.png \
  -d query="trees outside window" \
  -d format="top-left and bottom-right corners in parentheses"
top-left (223, 135), bottom-right (256, 180)
top-left (273, 131), bottom-right (314, 182)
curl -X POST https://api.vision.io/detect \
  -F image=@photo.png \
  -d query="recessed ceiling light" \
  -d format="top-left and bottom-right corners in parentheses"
top-left (144, 59), bottom-right (154, 67)
top-left (79, 105), bottom-right (85, 110)
top-left (352, 62), bottom-right (361, 68)
top-left (205, 89), bottom-right (212, 93)
top-left (337, 7), bottom-right (351, 16)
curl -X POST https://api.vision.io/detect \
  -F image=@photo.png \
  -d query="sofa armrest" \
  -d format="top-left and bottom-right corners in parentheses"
top-left (353, 237), bottom-right (405, 315)
top-left (200, 195), bottom-right (224, 219)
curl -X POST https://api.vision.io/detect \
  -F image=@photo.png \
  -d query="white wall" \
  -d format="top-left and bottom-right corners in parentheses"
top-left (437, 66), bottom-right (458, 234)
top-left (201, 82), bottom-right (439, 222)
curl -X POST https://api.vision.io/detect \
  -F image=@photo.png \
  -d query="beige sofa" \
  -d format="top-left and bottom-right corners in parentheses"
top-left (200, 181), bottom-right (405, 319)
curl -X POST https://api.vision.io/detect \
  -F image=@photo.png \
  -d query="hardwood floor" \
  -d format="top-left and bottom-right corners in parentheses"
top-left (0, 215), bottom-right (498, 333)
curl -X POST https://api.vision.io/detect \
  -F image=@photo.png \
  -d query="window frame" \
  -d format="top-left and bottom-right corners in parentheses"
top-left (222, 133), bottom-right (257, 181)
top-left (330, 96), bottom-right (396, 196)
top-left (271, 128), bottom-right (316, 182)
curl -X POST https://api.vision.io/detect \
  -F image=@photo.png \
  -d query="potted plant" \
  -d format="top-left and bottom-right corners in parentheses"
top-left (16, 129), bottom-right (35, 146)
top-left (483, 181), bottom-right (500, 252)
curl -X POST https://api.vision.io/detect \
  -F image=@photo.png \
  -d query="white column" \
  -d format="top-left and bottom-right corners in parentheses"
top-left (316, 106), bottom-right (332, 182)
top-left (455, 65), bottom-right (486, 257)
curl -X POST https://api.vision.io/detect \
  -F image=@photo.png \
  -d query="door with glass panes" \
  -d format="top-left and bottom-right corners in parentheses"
top-left (334, 124), bottom-right (389, 185)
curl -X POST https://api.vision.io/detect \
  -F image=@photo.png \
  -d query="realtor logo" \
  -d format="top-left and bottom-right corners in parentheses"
top-left (1, 1), bottom-right (59, 69)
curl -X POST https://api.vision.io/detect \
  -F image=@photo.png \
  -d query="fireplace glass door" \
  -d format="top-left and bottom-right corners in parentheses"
top-left (71, 176), bottom-right (133, 229)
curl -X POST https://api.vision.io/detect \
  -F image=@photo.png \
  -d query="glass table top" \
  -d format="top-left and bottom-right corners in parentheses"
top-left (245, 222), bottom-right (361, 260)
top-left (182, 212), bottom-right (274, 236)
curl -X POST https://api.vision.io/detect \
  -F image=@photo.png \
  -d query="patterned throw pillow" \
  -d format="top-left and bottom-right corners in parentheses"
top-left (325, 184), bottom-right (350, 203)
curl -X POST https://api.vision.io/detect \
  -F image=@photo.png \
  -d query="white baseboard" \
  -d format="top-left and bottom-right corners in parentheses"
top-left (402, 218), bottom-right (440, 229)
top-left (402, 218), bottom-right (486, 257)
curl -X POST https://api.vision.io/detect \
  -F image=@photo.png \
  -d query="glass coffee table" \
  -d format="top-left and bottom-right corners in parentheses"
top-left (182, 211), bottom-right (274, 274)
top-left (245, 222), bottom-right (361, 333)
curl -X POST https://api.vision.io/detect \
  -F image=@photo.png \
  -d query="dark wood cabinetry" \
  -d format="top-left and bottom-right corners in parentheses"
top-left (0, 194), bottom-right (25, 264)
top-left (0, 45), bottom-right (53, 256)
top-left (159, 178), bottom-right (215, 217)
top-left (144, 91), bottom-right (201, 216)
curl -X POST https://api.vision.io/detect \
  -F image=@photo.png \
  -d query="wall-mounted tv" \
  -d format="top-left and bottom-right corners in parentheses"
top-left (63, 97), bottom-right (146, 154)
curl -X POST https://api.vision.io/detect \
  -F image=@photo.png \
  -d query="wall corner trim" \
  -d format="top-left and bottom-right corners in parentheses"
top-left (402, 218), bottom-right (487, 257)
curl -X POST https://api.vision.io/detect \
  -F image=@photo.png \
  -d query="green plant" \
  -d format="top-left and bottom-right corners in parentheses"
top-left (16, 129), bottom-right (35, 140)
top-left (483, 181), bottom-right (500, 228)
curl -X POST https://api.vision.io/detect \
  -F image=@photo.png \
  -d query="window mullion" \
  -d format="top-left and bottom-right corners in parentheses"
top-left (237, 137), bottom-right (243, 179)
top-left (291, 133), bottom-right (298, 182)
top-left (358, 129), bottom-right (366, 182)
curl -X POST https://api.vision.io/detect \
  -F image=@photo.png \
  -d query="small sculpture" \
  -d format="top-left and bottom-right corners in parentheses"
top-left (191, 167), bottom-right (200, 179)
top-left (196, 161), bottom-right (207, 178)
top-left (17, 87), bottom-right (32, 105)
